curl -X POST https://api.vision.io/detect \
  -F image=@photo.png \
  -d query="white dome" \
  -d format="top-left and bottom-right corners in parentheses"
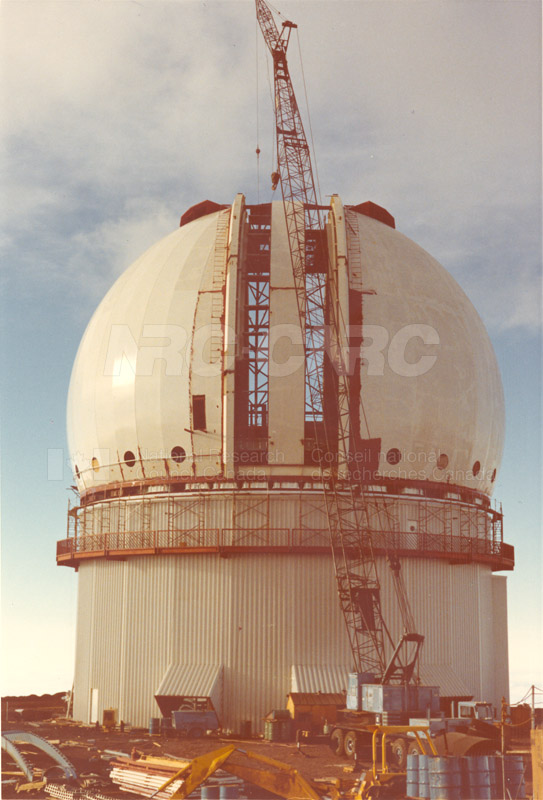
top-left (68, 209), bottom-right (221, 490)
top-left (356, 212), bottom-right (504, 495)
top-left (67, 195), bottom-right (504, 498)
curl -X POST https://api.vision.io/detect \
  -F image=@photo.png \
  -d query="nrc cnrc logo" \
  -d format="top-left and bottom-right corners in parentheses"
top-left (102, 323), bottom-right (440, 378)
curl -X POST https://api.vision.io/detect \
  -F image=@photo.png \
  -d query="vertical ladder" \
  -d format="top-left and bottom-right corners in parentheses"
top-left (210, 210), bottom-right (231, 364)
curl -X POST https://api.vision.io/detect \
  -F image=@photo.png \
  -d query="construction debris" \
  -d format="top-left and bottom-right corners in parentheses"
top-left (109, 754), bottom-right (192, 798)
top-left (45, 786), bottom-right (118, 800)
top-left (14, 778), bottom-right (47, 794)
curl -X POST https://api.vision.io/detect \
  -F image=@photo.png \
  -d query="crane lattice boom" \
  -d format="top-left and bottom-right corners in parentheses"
top-left (255, 0), bottom-right (423, 682)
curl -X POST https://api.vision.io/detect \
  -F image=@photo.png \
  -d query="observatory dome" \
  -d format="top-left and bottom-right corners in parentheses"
top-left (63, 194), bottom-right (511, 731)
top-left (68, 195), bottom-right (504, 501)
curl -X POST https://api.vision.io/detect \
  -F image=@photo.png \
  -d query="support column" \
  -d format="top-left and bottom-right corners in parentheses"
top-left (223, 194), bottom-right (245, 478)
top-left (268, 202), bottom-right (305, 470)
top-left (328, 195), bottom-right (351, 477)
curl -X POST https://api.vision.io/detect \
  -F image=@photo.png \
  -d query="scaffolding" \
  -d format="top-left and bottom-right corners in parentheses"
top-left (60, 490), bottom-right (512, 572)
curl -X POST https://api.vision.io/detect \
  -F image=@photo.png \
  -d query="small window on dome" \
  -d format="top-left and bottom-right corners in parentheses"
top-left (472, 460), bottom-right (481, 477)
top-left (123, 450), bottom-right (136, 468)
top-left (192, 395), bottom-right (206, 431)
top-left (91, 457), bottom-right (100, 473)
top-left (491, 468), bottom-right (497, 482)
top-left (171, 446), bottom-right (186, 464)
top-left (75, 464), bottom-right (80, 479)
top-left (386, 448), bottom-right (401, 465)
top-left (437, 453), bottom-right (449, 470)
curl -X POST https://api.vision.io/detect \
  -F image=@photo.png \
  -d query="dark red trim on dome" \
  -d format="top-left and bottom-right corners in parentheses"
top-left (349, 201), bottom-right (395, 228)
top-left (180, 199), bottom-right (396, 229)
top-left (180, 200), bottom-right (229, 227)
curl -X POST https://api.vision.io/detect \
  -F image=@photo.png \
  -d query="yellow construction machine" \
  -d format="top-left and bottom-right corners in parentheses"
top-left (148, 724), bottom-right (437, 800)
top-left (151, 744), bottom-right (335, 800)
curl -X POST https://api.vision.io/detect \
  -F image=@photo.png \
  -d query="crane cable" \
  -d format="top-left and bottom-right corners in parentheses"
top-left (297, 17), bottom-right (405, 644)
top-left (295, 27), bottom-right (373, 439)
top-left (255, 19), bottom-right (261, 202)
top-left (267, 55), bottom-right (276, 197)
top-left (296, 28), bottom-right (323, 208)
top-left (294, 23), bottom-right (369, 443)
top-left (257, 20), bottom-right (278, 199)
top-left (512, 686), bottom-right (543, 705)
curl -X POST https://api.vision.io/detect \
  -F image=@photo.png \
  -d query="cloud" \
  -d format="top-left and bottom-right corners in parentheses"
top-left (66, 198), bottom-right (178, 306)
top-left (294, 2), bottom-right (541, 333)
top-left (1, 0), bottom-right (540, 335)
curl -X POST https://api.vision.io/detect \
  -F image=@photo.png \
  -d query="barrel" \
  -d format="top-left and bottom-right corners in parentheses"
top-left (160, 716), bottom-right (173, 737)
top-left (486, 755), bottom-right (498, 799)
top-left (494, 755), bottom-right (505, 798)
top-left (264, 720), bottom-right (280, 741)
top-left (419, 755), bottom-right (430, 799)
top-left (240, 720), bottom-right (252, 738)
top-left (149, 717), bottom-right (160, 735)
top-left (504, 754), bottom-right (526, 799)
top-left (278, 718), bottom-right (293, 741)
top-left (406, 753), bottom-right (419, 798)
top-left (201, 787), bottom-right (220, 799)
top-left (219, 787), bottom-right (239, 799)
top-left (428, 756), bottom-right (461, 800)
top-left (462, 756), bottom-right (492, 800)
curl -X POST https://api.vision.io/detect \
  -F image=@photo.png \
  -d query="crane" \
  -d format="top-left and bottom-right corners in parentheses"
top-left (255, 0), bottom-right (423, 684)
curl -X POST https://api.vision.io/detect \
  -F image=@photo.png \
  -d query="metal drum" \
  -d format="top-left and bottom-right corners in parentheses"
top-left (264, 720), bottom-right (280, 741)
top-left (504, 754), bottom-right (526, 799)
top-left (494, 755), bottom-right (505, 798)
top-left (406, 753), bottom-right (419, 798)
top-left (428, 756), bottom-right (461, 800)
top-left (462, 756), bottom-right (492, 800)
top-left (278, 718), bottom-right (293, 741)
top-left (148, 717), bottom-right (160, 735)
top-left (486, 755), bottom-right (498, 799)
top-left (201, 787), bottom-right (220, 799)
top-left (419, 754), bottom-right (430, 799)
top-left (219, 787), bottom-right (239, 799)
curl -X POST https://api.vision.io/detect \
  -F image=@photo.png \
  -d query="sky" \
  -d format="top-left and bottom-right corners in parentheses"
top-left (1, 0), bottom-right (541, 707)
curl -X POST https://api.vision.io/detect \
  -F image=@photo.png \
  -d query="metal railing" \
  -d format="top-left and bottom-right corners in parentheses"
top-left (57, 526), bottom-right (512, 567)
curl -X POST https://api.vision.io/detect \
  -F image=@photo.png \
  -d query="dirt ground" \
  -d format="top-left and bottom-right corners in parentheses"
top-left (2, 699), bottom-right (535, 799)
top-left (1, 716), bottom-right (361, 799)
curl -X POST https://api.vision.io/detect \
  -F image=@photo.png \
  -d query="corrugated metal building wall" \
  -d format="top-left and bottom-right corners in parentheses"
top-left (73, 552), bottom-right (506, 730)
